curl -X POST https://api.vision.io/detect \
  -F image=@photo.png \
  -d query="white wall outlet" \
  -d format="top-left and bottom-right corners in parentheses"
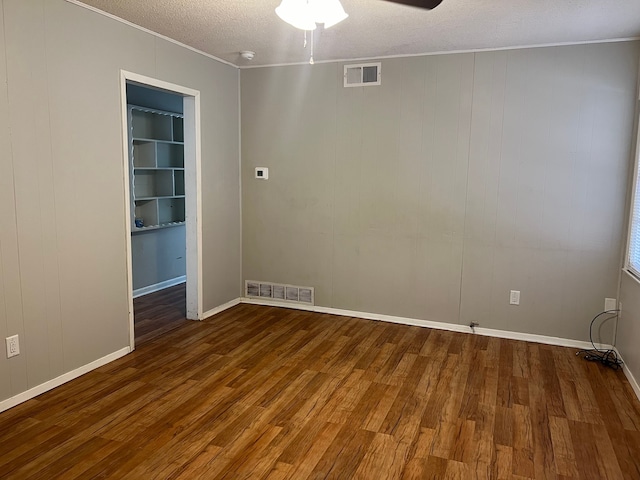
top-left (509, 290), bottom-right (520, 305)
top-left (255, 167), bottom-right (269, 179)
top-left (604, 298), bottom-right (617, 312)
top-left (6, 335), bottom-right (19, 358)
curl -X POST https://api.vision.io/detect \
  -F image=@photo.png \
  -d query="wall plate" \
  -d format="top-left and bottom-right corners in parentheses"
top-left (255, 167), bottom-right (269, 179)
top-left (6, 335), bottom-right (19, 358)
top-left (510, 290), bottom-right (520, 305)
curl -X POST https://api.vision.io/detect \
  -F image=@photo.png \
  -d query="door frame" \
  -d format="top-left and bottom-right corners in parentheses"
top-left (119, 70), bottom-right (203, 351)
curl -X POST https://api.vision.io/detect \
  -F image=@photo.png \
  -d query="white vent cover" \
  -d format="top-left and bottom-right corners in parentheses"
top-left (245, 280), bottom-right (314, 306)
top-left (344, 62), bottom-right (381, 87)
top-left (272, 284), bottom-right (285, 300)
top-left (246, 282), bottom-right (259, 297)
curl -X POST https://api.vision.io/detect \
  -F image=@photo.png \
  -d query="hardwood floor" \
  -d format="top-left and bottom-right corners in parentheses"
top-left (1, 300), bottom-right (640, 479)
top-left (134, 283), bottom-right (188, 346)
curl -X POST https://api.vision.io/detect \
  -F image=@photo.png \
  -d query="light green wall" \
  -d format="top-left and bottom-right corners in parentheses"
top-left (0, 0), bottom-right (240, 403)
top-left (241, 42), bottom-right (640, 342)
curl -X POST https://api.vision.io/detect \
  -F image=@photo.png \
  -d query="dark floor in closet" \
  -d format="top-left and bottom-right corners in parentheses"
top-left (134, 283), bottom-right (188, 345)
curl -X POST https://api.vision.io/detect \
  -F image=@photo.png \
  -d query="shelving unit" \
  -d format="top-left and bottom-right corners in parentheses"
top-left (128, 105), bottom-right (185, 232)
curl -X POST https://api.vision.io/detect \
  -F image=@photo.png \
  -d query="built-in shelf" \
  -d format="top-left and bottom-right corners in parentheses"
top-left (131, 221), bottom-right (185, 234)
top-left (134, 195), bottom-right (186, 201)
top-left (128, 105), bottom-right (185, 231)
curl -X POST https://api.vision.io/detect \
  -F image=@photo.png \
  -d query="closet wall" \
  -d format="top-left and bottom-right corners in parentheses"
top-left (127, 84), bottom-right (186, 293)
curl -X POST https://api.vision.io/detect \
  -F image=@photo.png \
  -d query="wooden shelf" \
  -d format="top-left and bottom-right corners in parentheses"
top-left (135, 195), bottom-right (185, 201)
top-left (131, 221), bottom-right (186, 234)
top-left (134, 167), bottom-right (184, 171)
top-left (132, 137), bottom-right (183, 144)
top-left (129, 105), bottom-right (185, 231)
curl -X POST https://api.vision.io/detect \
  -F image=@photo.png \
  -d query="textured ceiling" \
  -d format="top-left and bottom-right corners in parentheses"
top-left (75, 0), bottom-right (640, 67)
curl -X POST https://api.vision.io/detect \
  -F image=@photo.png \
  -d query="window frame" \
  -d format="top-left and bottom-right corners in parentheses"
top-left (625, 87), bottom-right (640, 280)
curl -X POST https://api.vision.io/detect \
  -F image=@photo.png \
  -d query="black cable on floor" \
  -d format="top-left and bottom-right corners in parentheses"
top-left (576, 309), bottom-right (623, 370)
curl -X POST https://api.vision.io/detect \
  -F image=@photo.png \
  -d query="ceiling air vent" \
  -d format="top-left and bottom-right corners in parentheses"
top-left (245, 280), bottom-right (314, 306)
top-left (344, 62), bottom-right (381, 87)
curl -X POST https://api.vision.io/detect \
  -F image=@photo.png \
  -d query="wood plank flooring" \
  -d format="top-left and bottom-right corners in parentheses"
top-left (134, 283), bottom-right (188, 346)
top-left (1, 298), bottom-right (640, 479)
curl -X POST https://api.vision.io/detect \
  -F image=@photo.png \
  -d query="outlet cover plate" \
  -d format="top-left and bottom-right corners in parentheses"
top-left (255, 167), bottom-right (269, 179)
top-left (509, 290), bottom-right (520, 305)
top-left (604, 298), bottom-right (617, 312)
top-left (6, 335), bottom-right (19, 358)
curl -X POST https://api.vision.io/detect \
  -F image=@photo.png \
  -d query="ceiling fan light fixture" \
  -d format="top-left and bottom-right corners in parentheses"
top-left (309, 0), bottom-right (348, 29)
top-left (275, 0), bottom-right (317, 31)
top-left (275, 0), bottom-right (348, 31)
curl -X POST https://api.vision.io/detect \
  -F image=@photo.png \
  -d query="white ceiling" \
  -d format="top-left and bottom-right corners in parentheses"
top-left (76, 0), bottom-right (640, 67)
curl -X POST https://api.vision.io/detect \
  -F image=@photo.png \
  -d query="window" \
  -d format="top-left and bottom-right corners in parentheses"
top-left (628, 124), bottom-right (640, 278)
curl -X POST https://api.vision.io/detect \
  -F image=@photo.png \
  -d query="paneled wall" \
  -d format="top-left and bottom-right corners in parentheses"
top-left (619, 273), bottom-right (640, 389)
top-left (241, 42), bottom-right (639, 342)
top-left (0, 0), bottom-right (240, 403)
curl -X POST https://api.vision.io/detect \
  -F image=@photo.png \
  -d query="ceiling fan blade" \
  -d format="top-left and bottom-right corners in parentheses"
top-left (383, 0), bottom-right (443, 9)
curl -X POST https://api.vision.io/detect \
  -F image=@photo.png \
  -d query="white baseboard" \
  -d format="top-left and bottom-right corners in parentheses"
top-left (0, 347), bottom-right (131, 414)
top-left (133, 276), bottom-right (186, 298)
top-left (614, 348), bottom-right (640, 401)
top-left (240, 297), bottom-right (609, 352)
top-left (202, 297), bottom-right (242, 320)
top-left (4, 299), bottom-right (636, 415)
top-left (623, 363), bottom-right (640, 402)
top-left (242, 297), bottom-right (640, 401)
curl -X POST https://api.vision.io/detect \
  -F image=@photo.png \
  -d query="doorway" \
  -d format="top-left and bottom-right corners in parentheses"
top-left (120, 71), bottom-right (203, 351)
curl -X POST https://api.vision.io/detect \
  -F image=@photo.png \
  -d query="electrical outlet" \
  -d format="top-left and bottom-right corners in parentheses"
top-left (509, 290), bottom-right (520, 305)
top-left (6, 335), bottom-right (19, 358)
top-left (604, 298), bottom-right (617, 312)
top-left (255, 167), bottom-right (269, 179)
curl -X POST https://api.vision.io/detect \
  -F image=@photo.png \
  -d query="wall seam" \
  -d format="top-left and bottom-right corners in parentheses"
top-left (41, 0), bottom-right (65, 379)
top-left (238, 68), bottom-right (243, 297)
top-left (329, 63), bottom-right (338, 308)
top-left (457, 53), bottom-right (476, 325)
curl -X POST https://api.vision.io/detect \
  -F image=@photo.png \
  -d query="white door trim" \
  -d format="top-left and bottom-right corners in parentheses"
top-left (119, 70), bottom-right (203, 352)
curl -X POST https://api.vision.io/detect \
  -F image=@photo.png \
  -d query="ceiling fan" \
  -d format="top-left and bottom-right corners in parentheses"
top-left (275, 0), bottom-right (443, 33)
top-left (384, 0), bottom-right (443, 9)
top-left (273, 0), bottom-right (443, 63)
